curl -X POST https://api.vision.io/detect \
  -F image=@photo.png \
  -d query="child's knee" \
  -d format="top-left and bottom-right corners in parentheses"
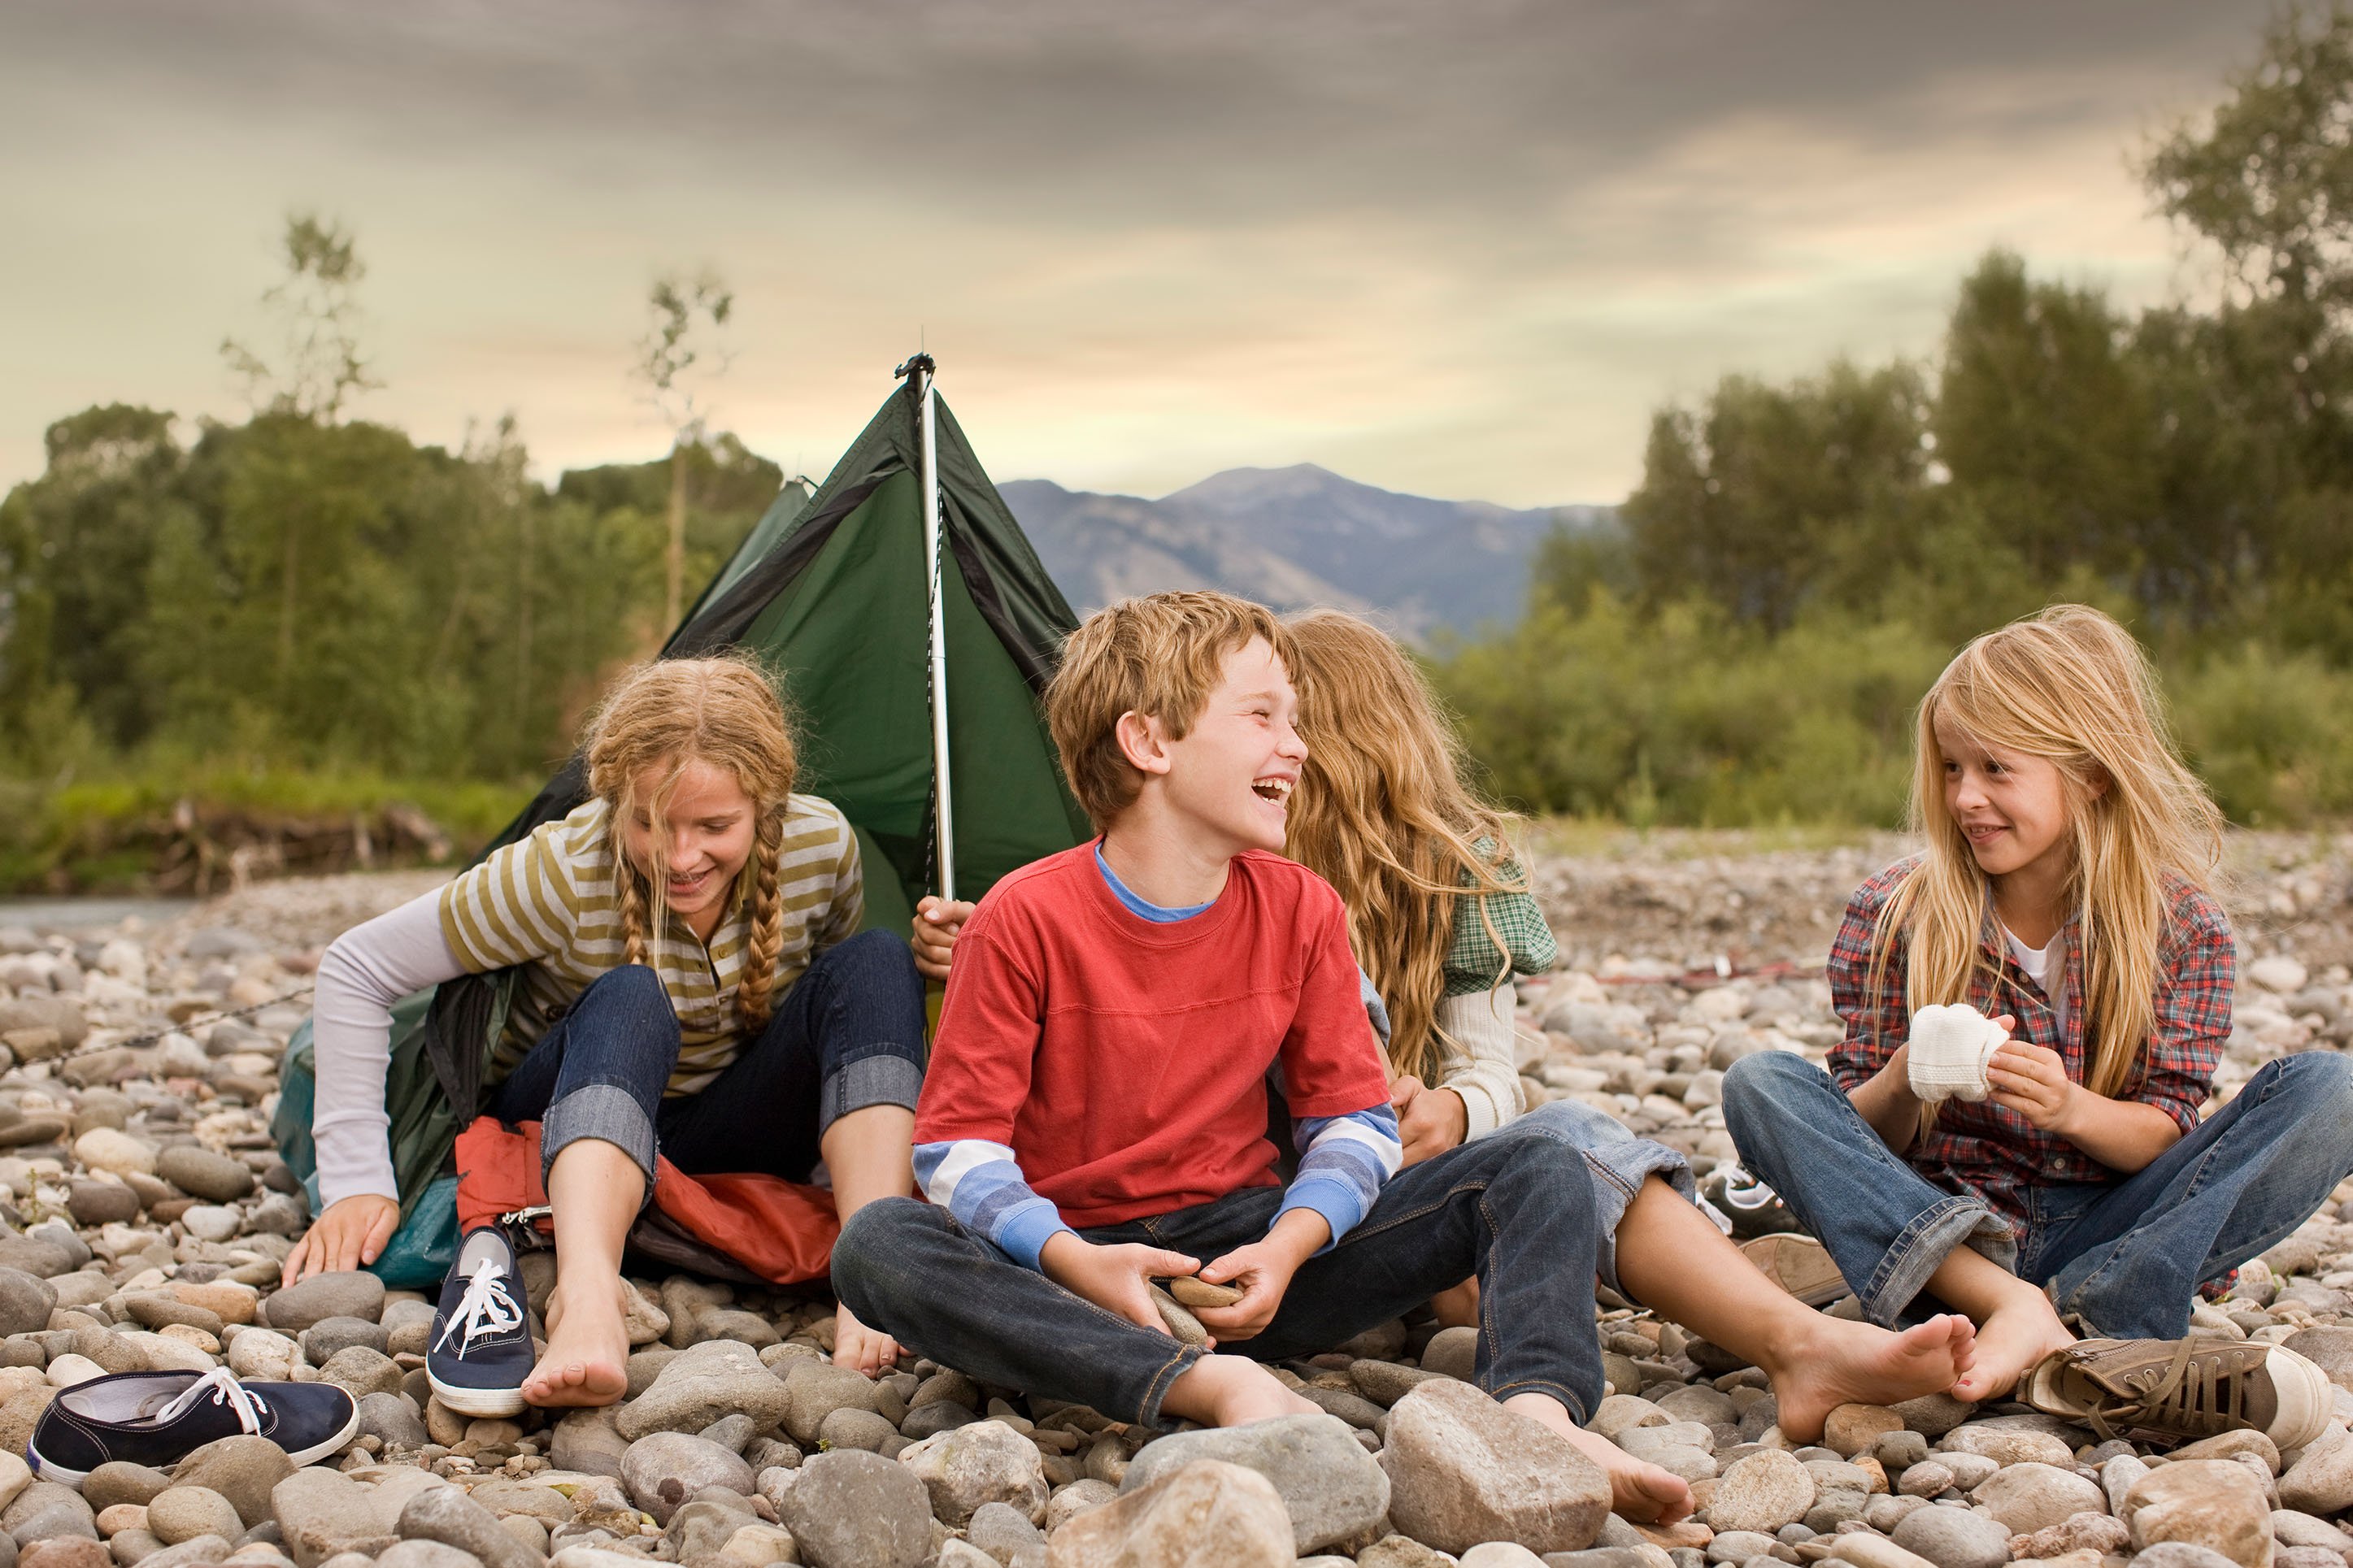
top-left (1491, 1134), bottom-right (1600, 1211)
top-left (576, 962), bottom-right (678, 1031)
top-left (1719, 1048), bottom-right (1817, 1120)
top-left (2274, 1049), bottom-right (2353, 1127)
top-left (1512, 1097), bottom-right (1633, 1152)
top-left (826, 927), bottom-right (922, 992)
top-left (831, 1196), bottom-right (934, 1302)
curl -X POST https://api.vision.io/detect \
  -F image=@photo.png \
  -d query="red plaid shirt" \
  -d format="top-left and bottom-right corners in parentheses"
top-left (1825, 857), bottom-right (2234, 1231)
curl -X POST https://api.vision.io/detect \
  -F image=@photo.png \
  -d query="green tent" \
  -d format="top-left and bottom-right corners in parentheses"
top-left (497, 358), bottom-right (1091, 931)
top-left (273, 363), bottom-right (1092, 1282)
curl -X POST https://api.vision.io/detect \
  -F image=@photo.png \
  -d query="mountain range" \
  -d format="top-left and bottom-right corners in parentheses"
top-left (999, 465), bottom-right (1613, 642)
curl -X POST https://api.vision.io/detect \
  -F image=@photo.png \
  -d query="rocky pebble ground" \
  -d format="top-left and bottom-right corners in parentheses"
top-left (0, 832), bottom-right (2346, 1568)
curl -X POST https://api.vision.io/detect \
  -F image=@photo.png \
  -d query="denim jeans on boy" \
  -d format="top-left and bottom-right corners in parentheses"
top-left (1720, 1048), bottom-right (2353, 1339)
top-left (488, 928), bottom-right (928, 1197)
top-left (833, 1129), bottom-right (1607, 1428)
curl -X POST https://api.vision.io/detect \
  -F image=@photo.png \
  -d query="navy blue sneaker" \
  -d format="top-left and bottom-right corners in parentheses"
top-left (428, 1225), bottom-right (533, 1417)
top-left (29, 1367), bottom-right (358, 1488)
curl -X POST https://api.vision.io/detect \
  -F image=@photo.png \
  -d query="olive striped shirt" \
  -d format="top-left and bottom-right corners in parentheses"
top-left (437, 793), bottom-right (863, 1095)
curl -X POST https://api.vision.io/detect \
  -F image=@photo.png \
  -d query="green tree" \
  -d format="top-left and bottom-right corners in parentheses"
top-left (214, 214), bottom-right (385, 686)
top-left (1529, 515), bottom-right (1635, 613)
top-left (0, 406), bottom-right (188, 753)
top-left (1933, 251), bottom-right (2155, 580)
top-left (1620, 360), bottom-right (1930, 630)
top-left (2142, 7), bottom-right (2353, 646)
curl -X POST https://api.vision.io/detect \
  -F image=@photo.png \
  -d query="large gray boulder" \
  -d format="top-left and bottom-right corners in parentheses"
top-left (1123, 1411), bottom-right (1389, 1555)
top-left (613, 1339), bottom-right (791, 1442)
top-left (1048, 1459), bottom-right (1293, 1568)
top-left (1377, 1379), bottom-right (1610, 1557)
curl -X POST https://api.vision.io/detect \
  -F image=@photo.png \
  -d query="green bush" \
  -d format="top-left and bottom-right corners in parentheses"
top-left (1433, 595), bottom-right (1947, 827)
top-left (2172, 644), bottom-right (2353, 824)
top-left (1433, 600), bottom-right (2353, 830)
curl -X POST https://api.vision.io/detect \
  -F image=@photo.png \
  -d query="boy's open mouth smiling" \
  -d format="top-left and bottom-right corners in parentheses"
top-left (1250, 775), bottom-right (1294, 806)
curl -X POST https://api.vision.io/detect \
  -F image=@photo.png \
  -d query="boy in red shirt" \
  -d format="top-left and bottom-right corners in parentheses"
top-left (833, 590), bottom-right (1695, 1515)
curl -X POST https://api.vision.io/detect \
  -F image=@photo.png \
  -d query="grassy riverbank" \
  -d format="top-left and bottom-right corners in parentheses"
top-left (0, 766), bottom-right (533, 894)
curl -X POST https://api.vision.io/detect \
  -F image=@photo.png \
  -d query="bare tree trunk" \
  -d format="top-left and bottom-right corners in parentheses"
top-left (277, 519), bottom-right (298, 687)
top-left (664, 440), bottom-right (687, 632)
top-left (515, 496), bottom-right (534, 750)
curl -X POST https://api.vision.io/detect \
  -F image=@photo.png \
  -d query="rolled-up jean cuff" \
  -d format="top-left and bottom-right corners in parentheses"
top-left (541, 1083), bottom-right (659, 1203)
top-left (1862, 1194), bottom-right (2016, 1328)
top-left (1135, 1342), bottom-right (1207, 1430)
top-left (819, 1053), bottom-right (925, 1134)
top-left (1501, 1100), bottom-right (1702, 1299)
top-left (1580, 1136), bottom-right (1698, 1300)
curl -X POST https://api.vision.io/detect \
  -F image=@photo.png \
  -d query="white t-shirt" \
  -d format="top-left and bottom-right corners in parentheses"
top-left (2004, 927), bottom-right (2069, 1042)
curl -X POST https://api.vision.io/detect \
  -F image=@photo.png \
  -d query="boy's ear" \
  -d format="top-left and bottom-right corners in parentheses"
top-left (1114, 710), bottom-right (1175, 778)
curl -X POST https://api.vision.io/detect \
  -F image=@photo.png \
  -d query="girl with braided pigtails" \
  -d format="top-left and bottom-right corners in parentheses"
top-left (293, 656), bottom-right (929, 1414)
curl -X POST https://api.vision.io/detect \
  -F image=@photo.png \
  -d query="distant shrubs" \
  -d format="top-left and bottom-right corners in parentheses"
top-left (1434, 596), bottom-right (1940, 828)
top-left (1433, 596), bottom-right (2353, 829)
top-left (2170, 646), bottom-right (2353, 824)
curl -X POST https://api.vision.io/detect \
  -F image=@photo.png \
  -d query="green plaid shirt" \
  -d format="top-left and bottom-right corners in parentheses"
top-left (1442, 845), bottom-right (1559, 996)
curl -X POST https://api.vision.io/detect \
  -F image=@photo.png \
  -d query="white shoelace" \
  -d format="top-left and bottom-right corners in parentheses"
top-left (434, 1257), bottom-right (524, 1359)
top-left (156, 1367), bottom-right (270, 1435)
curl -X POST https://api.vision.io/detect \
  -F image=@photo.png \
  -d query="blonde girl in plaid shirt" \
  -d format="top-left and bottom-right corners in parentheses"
top-left (1725, 606), bottom-right (2353, 1439)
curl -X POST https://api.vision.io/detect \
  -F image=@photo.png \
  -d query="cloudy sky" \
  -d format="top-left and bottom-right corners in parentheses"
top-left (0, 1), bottom-right (2276, 507)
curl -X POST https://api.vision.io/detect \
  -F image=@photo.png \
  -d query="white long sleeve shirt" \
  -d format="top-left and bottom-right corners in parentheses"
top-left (1436, 979), bottom-right (1526, 1138)
top-left (309, 891), bottom-right (470, 1207)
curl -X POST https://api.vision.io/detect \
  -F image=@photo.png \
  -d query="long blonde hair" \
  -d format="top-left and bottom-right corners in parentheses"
top-left (1284, 610), bottom-right (1527, 1085)
top-left (582, 654), bottom-right (799, 1032)
top-left (1876, 605), bottom-right (2223, 1112)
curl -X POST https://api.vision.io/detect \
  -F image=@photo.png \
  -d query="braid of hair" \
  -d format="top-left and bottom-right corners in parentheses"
top-left (737, 810), bottom-right (787, 1031)
top-left (615, 845), bottom-right (652, 970)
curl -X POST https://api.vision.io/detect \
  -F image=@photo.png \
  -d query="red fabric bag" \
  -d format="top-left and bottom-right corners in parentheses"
top-left (453, 1117), bottom-right (840, 1287)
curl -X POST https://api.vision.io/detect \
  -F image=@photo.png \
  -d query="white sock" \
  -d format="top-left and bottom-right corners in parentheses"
top-left (1907, 1003), bottom-right (2007, 1103)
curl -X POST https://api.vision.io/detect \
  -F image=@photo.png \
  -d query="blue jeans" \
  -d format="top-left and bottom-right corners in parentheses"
top-left (1720, 1049), bottom-right (2353, 1338)
top-left (832, 1127), bottom-right (1607, 1429)
top-left (488, 929), bottom-right (928, 1197)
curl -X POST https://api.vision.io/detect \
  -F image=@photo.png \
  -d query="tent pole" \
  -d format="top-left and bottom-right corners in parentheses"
top-left (910, 354), bottom-right (957, 902)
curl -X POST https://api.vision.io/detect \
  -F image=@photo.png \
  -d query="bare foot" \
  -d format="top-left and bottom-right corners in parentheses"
top-left (1767, 1312), bottom-right (1977, 1444)
top-left (522, 1276), bottom-right (631, 1409)
top-left (1160, 1354), bottom-right (1322, 1428)
top-left (833, 1302), bottom-right (900, 1379)
top-left (1503, 1392), bottom-right (1693, 1524)
top-left (1952, 1288), bottom-right (2075, 1404)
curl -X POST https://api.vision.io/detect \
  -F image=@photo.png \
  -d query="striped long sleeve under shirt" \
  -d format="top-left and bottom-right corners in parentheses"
top-left (915, 1099), bottom-right (1403, 1271)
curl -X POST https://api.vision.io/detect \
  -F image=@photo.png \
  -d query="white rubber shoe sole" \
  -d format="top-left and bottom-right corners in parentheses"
top-left (425, 1375), bottom-right (529, 1419)
top-left (2024, 1338), bottom-right (2333, 1452)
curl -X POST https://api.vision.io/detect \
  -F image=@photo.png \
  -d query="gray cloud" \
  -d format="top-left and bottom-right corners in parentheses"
top-left (0, 0), bottom-right (2280, 504)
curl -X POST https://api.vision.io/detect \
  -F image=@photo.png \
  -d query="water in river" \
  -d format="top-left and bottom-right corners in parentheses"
top-left (0, 897), bottom-right (196, 933)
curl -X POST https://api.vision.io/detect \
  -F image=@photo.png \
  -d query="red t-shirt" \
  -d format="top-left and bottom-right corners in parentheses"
top-left (915, 843), bottom-right (1391, 1228)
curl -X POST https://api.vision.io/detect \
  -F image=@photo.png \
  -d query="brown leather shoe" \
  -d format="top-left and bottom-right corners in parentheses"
top-left (2022, 1336), bottom-right (2332, 1450)
top-left (1740, 1234), bottom-right (1850, 1309)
